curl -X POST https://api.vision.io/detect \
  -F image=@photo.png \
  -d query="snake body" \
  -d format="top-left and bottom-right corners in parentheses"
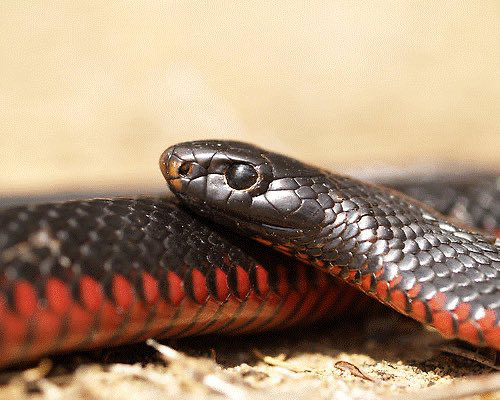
top-left (0, 140), bottom-right (498, 367)
top-left (162, 141), bottom-right (500, 350)
top-left (0, 198), bottom-right (364, 367)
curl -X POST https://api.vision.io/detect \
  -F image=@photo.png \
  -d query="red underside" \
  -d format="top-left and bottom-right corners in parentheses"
top-left (327, 257), bottom-right (500, 350)
top-left (1, 230), bottom-right (498, 367)
top-left (0, 262), bottom-right (362, 367)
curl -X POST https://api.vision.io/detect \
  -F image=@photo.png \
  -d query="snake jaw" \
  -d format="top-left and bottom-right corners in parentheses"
top-left (163, 141), bottom-right (330, 237)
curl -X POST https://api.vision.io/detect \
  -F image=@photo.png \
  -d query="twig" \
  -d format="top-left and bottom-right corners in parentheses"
top-left (147, 339), bottom-right (249, 400)
top-left (146, 338), bottom-right (181, 362)
top-left (439, 343), bottom-right (499, 371)
top-left (253, 349), bottom-right (311, 373)
top-left (334, 361), bottom-right (375, 382)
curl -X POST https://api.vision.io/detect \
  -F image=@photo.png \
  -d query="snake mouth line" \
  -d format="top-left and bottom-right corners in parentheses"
top-left (227, 214), bottom-right (303, 240)
top-left (179, 196), bottom-right (303, 239)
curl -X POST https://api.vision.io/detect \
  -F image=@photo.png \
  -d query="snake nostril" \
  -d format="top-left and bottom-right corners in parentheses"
top-left (179, 162), bottom-right (194, 177)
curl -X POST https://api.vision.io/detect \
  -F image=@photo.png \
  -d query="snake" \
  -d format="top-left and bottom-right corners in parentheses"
top-left (0, 140), bottom-right (498, 368)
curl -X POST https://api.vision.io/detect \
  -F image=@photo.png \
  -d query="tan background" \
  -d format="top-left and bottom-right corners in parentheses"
top-left (1, 2), bottom-right (498, 195)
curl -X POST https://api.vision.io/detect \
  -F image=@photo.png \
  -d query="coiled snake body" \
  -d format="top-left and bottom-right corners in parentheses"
top-left (0, 140), bottom-right (498, 367)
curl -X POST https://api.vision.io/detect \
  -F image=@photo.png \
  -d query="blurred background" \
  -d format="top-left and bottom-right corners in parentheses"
top-left (1, 2), bottom-right (498, 196)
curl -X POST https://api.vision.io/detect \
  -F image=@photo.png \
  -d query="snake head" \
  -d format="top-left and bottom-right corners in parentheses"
top-left (160, 140), bottom-right (328, 244)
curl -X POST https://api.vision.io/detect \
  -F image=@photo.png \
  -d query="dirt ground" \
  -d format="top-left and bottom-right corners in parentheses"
top-left (0, 307), bottom-right (498, 400)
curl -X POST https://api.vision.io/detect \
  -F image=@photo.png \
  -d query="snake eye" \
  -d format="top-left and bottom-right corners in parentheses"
top-left (225, 163), bottom-right (259, 190)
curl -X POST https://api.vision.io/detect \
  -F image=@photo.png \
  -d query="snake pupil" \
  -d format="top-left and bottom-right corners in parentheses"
top-left (225, 163), bottom-right (258, 190)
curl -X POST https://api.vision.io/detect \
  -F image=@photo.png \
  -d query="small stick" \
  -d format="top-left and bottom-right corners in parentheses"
top-left (334, 361), bottom-right (375, 382)
top-left (439, 343), bottom-right (499, 371)
top-left (253, 349), bottom-right (311, 373)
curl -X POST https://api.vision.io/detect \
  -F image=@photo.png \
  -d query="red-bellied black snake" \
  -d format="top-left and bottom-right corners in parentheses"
top-left (0, 140), bottom-right (498, 367)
